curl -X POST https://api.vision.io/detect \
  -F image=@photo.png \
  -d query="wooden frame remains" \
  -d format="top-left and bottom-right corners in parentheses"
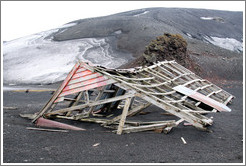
top-left (32, 60), bottom-right (234, 134)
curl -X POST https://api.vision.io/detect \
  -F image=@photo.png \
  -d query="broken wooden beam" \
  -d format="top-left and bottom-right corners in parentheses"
top-left (26, 127), bottom-right (69, 133)
top-left (118, 120), bottom-right (176, 134)
top-left (117, 97), bottom-right (132, 135)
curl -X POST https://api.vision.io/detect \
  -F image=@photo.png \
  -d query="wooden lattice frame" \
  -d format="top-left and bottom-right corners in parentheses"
top-left (32, 60), bottom-right (234, 134)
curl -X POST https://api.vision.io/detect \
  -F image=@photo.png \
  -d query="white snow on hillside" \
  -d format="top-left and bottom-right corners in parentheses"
top-left (133, 11), bottom-right (149, 17)
top-left (203, 36), bottom-right (243, 53)
top-left (3, 28), bottom-right (131, 85)
top-left (200, 17), bottom-right (214, 20)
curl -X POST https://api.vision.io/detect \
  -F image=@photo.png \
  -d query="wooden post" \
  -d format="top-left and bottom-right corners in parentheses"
top-left (106, 102), bottom-right (151, 125)
top-left (66, 91), bottom-right (84, 116)
top-left (117, 97), bottom-right (132, 135)
top-left (104, 86), bottom-right (120, 112)
top-left (84, 90), bottom-right (90, 103)
top-left (88, 86), bottom-right (106, 114)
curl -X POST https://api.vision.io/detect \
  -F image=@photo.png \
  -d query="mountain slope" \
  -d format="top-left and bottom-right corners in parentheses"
top-left (3, 8), bottom-right (243, 84)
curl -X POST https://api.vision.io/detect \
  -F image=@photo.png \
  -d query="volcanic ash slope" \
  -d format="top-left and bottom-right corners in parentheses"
top-left (3, 8), bottom-right (243, 85)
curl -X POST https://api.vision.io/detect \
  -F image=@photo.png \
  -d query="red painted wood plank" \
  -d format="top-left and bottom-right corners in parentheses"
top-left (63, 75), bottom-right (109, 92)
top-left (54, 97), bottom-right (64, 103)
top-left (59, 79), bottom-right (116, 97)
top-left (68, 73), bottom-right (103, 85)
top-left (76, 67), bottom-right (87, 73)
top-left (72, 70), bottom-right (93, 79)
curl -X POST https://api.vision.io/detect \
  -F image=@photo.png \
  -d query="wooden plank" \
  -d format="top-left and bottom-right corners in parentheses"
top-left (72, 70), bottom-right (93, 79)
top-left (47, 103), bottom-right (58, 113)
top-left (157, 65), bottom-right (176, 78)
top-left (169, 62), bottom-right (190, 75)
top-left (163, 62), bottom-right (186, 75)
top-left (106, 102), bottom-right (151, 125)
top-left (173, 85), bottom-right (231, 112)
top-left (59, 79), bottom-right (116, 97)
top-left (117, 97), bottom-right (132, 135)
top-left (113, 75), bottom-right (155, 81)
top-left (84, 90), bottom-right (90, 103)
top-left (223, 95), bottom-right (234, 105)
top-left (181, 83), bottom-right (223, 106)
top-left (26, 127), bottom-right (69, 133)
top-left (68, 73), bottom-right (103, 85)
top-left (76, 67), bottom-right (87, 73)
top-left (104, 86), bottom-right (120, 112)
top-left (148, 68), bottom-right (170, 80)
top-left (66, 92), bottom-right (84, 116)
top-left (121, 121), bottom-right (176, 133)
top-left (195, 89), bottom-right (224, 107)
top-left (46, 93), bottom-right (135, 116)
top-left (88, 86), bottom-right (106, 113)
top-left (64, 76), bottom-right (109, 91)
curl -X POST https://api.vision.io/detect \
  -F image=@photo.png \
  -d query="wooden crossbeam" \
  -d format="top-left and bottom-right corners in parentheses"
top-left (45, 93), bottom-right (135, 117)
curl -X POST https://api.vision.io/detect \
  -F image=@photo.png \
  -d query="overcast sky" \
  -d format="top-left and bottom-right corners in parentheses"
top-left (1, 1), bottom-right (245, 41)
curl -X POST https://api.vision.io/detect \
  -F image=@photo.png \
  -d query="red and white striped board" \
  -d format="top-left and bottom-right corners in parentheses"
top-left (54, 62), bottom-right (116, 103)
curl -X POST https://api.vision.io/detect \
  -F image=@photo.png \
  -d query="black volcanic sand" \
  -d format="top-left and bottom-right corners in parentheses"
top-left (3, 81), bottom-right (243, 163)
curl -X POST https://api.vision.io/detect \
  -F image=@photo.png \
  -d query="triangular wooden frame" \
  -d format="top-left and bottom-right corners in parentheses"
top-left (32, 60), bottom-right (234, 134)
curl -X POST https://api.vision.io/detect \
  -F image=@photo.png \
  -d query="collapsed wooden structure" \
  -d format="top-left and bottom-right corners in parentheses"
top-left (32, 60), bottom-right (234, 134)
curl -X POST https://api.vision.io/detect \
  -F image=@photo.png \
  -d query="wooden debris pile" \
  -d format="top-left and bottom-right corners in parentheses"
top-left (31, 60), bottom-right (234, 134)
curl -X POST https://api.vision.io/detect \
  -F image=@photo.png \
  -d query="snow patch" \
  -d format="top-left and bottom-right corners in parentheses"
top-left (58, 23), bottom-right (77, 29)
top-left (3, 29), bottom-right (132, 84)
top-left (186, 33), bottom-right (192, 39)
top-left (200, 17), bottom-right (214, 20)
top-left (204, 36), bottom-right (243, 53)
top-left (133, 11), bottom-right (149, 17)
top-left (114, 30), bottom-right (122, 35)
top-left (200, 16), bottom-right (224, 23)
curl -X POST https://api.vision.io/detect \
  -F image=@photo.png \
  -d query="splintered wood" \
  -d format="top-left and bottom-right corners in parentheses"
top-left (32, 60), bottom-right (234, 134)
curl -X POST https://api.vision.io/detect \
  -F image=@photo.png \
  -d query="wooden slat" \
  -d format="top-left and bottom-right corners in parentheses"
top-left (72, 70), bottom-right (93, 79)
top-left (113, 75), bottom-right (155, 81)
top-left (117, 97), bottom-right (132, 135)
top-left (88, 86), bottom-right (106, 113)
top-left (173, 85), bottom-right (231, 112)
top-left (66, 92), bottom-right (84, 116)
top-left (46, 93), bottom-right (135, 116)
top-left (68, 73), bottom-right (103, 85)
top-left (63, 75), bottom-right (109, 91)
top-left (121, 121), bottom-right (176, 133)
top-left (76, 67), bottom-right (87, 73)
top-left (59, 79), bottom-right (116, 97)
top-left (106, 102), bottom-right (151, 125)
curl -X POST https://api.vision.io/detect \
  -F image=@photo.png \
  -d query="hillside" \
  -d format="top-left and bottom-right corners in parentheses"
top-left (3, 8), bottom-right (243, 84)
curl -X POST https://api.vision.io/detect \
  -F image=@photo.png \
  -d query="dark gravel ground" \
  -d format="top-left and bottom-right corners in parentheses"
top-left (2, 7), bottom-right (243, 164)
top-left (2, 81), bottom-right (243, 164)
